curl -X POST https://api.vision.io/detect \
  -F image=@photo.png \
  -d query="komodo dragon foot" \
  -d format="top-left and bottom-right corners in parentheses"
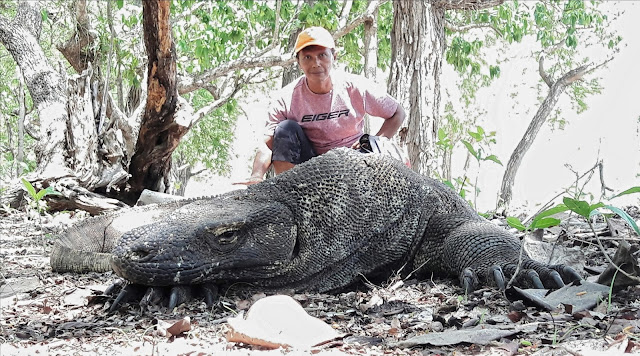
top-left (107, 281), bottom-right (219, 312)
top-left (429, 216), bottom-right (583, 294)
top-left (459, 260), bottom-right (582, 295)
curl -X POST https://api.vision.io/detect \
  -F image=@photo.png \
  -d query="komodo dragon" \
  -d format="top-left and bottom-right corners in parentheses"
top-left (51, 148), bottom-right (580, 309)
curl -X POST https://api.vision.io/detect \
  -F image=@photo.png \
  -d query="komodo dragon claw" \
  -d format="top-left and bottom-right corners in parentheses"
top-left (460, 260), bottom-right (581, 295)
top-left (109, 283), bottom-right (219, 312)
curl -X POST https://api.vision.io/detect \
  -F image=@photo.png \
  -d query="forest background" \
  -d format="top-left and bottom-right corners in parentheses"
top-left (0, 0), bottom-right (638, 216)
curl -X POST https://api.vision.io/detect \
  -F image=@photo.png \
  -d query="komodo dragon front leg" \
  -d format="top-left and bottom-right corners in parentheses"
top-left (416, 214), bottom-right (581, 294)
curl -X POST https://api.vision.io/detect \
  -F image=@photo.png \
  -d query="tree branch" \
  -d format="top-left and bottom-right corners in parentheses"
top-left (433, 0), bottom-right (505, 11)
top-left (338, 0), bottom-right (354, 29)
top-left (539, 56), bottom-right (553, 88)
top-left (444, 20), bottom-right (503, 37)
top-left (334, 0), bottom-right (384, 38)
top-left (178, 55), bottom-right (294, 95)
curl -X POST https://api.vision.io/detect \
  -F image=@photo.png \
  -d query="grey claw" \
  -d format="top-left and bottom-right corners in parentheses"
top-left (563, 266), bottom-right (582, 284)
top-left (168, 286), bottom-right (191, 310)
top-left (489, 265), bottom-right (506, 290)
top-left (527, 270), bottom-right (544, 289)
top-left (110, 284), bottom-right (144, 312)
top-left (201, 284), bottom-right (218, 307)
top-left (550, 270), bottom-right (565, 288)
top-left (461, 268), bottom-right (477, 294)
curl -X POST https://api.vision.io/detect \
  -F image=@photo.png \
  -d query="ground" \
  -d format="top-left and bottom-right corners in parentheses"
top-left (1, 206), bottom-right (640, 355)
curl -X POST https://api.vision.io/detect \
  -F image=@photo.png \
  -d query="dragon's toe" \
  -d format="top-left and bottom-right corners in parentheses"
top-left (459, 259), bottom-right (582, 294)
top-left (462, 268), bottom-right (479, 294)
top-left (168, 286), bottom-right (192, 310)
top-left (489, 265), bottom-right (506, 290)
top-left (525, 270), bottom-right (544, 289)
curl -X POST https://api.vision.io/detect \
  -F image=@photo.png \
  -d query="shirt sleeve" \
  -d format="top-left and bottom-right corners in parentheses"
top-left (263, 96), bottom-right (287, 137)
top-left (357, 77), bottom-right (398, 119)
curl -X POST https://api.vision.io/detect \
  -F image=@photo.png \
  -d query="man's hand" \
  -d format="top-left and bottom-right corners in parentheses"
top-left (233, 176), bottom-right (264, 186)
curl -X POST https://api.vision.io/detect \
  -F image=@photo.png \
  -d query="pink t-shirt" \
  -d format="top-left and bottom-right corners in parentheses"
top-left (264, 71), bottom-right (399, 155)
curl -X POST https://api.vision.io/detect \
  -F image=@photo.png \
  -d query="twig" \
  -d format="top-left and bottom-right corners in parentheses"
top-left (588, 220), bottom-right (640, 283)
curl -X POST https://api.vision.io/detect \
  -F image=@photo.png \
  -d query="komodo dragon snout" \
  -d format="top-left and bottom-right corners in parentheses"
top-left (111, 199), bottom-right (298, 287)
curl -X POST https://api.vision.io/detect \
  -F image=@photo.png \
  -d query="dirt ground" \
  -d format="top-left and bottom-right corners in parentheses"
top-left (2, 207), bottom-right (640, 355)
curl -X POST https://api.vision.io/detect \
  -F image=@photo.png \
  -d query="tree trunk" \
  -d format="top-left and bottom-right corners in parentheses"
top-left (362, 6), bottom-right (378, 134)
top-left (0, 1), bottom-right (182, 212)
top-left (125, 0), bottom-right (186, 201)
top-left (16, 67), bottom-right (25, 177)
top-left (388, 1), bottom-right (445, 175)
top-left (498, 62), bottom-right (595, 211)
top-left (0, 2), bottom-right (69, 178)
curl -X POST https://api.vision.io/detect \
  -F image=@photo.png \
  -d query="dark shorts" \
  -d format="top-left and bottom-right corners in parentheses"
top-left (272, 120), bottom-right (317, 164)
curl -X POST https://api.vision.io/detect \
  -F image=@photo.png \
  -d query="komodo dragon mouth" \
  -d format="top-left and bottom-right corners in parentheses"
top-left (52, 148), bottom-right (581, 311)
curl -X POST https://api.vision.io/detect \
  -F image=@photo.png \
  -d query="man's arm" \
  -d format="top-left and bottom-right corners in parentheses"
top-left (376, 104), bottom-right (405, 138)
top-left (235, 136), bottom-right (274, 185)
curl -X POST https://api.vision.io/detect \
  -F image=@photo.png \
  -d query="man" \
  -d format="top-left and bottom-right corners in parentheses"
top-left (238, 26), bottom-right (405, 185)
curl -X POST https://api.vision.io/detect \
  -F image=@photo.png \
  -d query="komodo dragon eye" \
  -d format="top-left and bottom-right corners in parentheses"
top-left (202, 224), bottom-right (242, 249)
top-left (217, 230), bottom-right (237, 245)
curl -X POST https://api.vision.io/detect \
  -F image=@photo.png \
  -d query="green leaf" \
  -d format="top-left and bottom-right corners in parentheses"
top-left (613, 186), bottom-right (640, 199)
top-left (41, 9), bottom-right (48, 22)
top-left (563, 197), bottom-right (592, 218)
top-left (116, 0), bottom-right (124, 9)
top-left (443, 180), bottom-right (455, 190)
top-left (535, 204), bottom-right (569, 220)
top-left (590, 205), bottom-right (640, 235)
top-left (35, 186), bottom-right (61, 200)
top-left (507, 217), bottom-right (527, 231)
top-left (461, 140), bottom-right (478, 158)
top-left (484, 155), bottom-right (503, 166)
top-left (21, 178), bottom-right (37, 200)
top-left (589, 202), bottom-right (605, 212)
top-left (530, 217), bottom-right (561, 230)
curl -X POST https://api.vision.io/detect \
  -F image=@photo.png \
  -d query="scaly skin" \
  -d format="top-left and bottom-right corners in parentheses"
top-left (108, 148), bottom-right (580, 303)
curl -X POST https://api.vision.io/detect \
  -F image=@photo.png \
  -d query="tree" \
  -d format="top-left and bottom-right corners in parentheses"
top-left (496, 1), bottom-right (619, 210)
top-left (389, 0), bottom-right (504, 175)
top-left (389, 0), bottom-right (620, 213)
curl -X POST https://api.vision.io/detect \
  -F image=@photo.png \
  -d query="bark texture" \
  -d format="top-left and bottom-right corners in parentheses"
top-left (0, 2), bottom-right (68, 177)
top-left (389, 1), bottom-right (445, 175)
top-left (388, 0), bottom-right (505, 175)
top-left (126, 0), bottom-right (186, 199)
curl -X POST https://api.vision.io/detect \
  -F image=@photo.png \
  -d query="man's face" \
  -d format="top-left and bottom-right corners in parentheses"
top-left (296, 45), bottom-right (335, 82)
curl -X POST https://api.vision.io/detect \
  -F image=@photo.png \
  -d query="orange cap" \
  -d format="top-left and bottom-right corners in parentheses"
top-left (294, 27), bottom-right (335, 54)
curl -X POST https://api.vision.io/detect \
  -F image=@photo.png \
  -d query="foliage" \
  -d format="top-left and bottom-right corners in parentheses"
top-left (507, 186), bottom-right (640, 234)
top-left (20, 178), bottom-right (60, 215)
top-left (436, 102), bottom-right (502, 206)
top-left (175, 98), bottom-right (237, 174)
top-left (0, 47), bottom-right (36, 179)
top-left (461, 125), bottom-right (502, 166)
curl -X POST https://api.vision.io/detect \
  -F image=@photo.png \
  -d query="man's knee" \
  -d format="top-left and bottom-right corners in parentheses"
top-left (272, 120), bottom-right (315, 164)
top-left (274, 120), bottom-right (304, 139)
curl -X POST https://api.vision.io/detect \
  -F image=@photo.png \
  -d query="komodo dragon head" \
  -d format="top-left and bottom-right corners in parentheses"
top-left (111, 195), bottom-right (298, 286)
